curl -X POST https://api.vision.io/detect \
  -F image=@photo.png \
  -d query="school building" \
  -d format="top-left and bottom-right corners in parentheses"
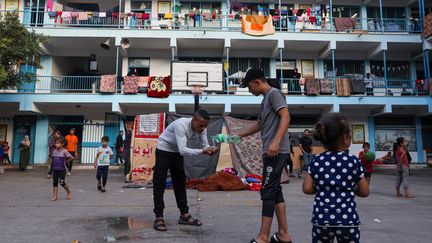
top-left (0, 0), bottom-right (431, 165)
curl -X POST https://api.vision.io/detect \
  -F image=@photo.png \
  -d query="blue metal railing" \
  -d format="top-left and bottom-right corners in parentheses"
top-left (0, 75), bottom-right (428, 96)
top-left (0, 10), bottom-right (423, 33)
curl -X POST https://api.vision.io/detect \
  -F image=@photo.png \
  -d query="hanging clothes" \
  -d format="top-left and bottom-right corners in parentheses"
top-left (46, 0), bottom-right (54, 11)
top-left (53, 2), bottom-right (63, 12)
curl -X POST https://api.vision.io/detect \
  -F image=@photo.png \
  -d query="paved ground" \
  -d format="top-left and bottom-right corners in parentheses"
top-left (0, 166), bottom-right (431, 243)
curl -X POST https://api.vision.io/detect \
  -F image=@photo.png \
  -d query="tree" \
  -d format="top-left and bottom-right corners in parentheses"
top-left (0, 12), bottom-right (46, 89)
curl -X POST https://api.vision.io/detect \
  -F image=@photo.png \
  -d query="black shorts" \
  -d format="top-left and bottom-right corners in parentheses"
top-left (52, 170), bottom-right (66, 187)
top-left (261, 153), bottom-right (288, 202)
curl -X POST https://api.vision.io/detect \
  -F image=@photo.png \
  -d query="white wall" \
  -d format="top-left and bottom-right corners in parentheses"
top-left (52, 56), bottom-right (117, 76)
top-left (150, 58), bottom-right (171, 76)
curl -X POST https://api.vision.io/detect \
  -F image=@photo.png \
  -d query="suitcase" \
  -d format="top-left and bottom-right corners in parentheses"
top-left (147, 76), bottom-right (170, 98)
top-left (305, 78), bottom-right (320, 95)
top-left (123, 76), bottom-right (139, 94)
top-left (336, 78), bottom-right (351, 96)
top-left (350, 79), bottom-right (366, 94)
top-left (100, 75), bottom-right (116, 93)
top-left (319, 79), bottom-right (333, 95)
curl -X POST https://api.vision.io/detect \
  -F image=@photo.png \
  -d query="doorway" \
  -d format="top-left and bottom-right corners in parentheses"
top-left (13, 116), bottom-right (36, 164)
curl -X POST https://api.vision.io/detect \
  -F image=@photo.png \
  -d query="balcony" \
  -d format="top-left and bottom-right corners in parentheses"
top-left (1, 76), bottom-right (429, 97)
top-left (1, 10), bottom-right (422, 34)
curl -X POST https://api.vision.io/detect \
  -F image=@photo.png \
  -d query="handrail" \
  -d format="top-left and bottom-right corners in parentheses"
top-left (0, 10), bottom-right (422, 33)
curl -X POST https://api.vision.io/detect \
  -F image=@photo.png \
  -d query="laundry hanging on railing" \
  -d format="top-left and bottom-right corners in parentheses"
top-left (241, 15), bottom-right (275, 36)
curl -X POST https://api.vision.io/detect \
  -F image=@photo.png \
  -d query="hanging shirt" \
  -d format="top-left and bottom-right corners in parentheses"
top-left (156, 118), bottom-right (210, 156)
top-left (308, 151), bottom-right (365, 227)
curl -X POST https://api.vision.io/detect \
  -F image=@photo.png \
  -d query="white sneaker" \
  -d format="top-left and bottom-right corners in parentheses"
top-left (67, 172), bottom-right (71, 176)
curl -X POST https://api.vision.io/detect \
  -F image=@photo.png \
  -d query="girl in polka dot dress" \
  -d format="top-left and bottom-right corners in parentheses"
top-left (302, 113), bottom-right (369, 243)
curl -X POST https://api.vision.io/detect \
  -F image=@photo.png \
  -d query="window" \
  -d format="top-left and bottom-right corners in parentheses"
top-left (370, 61), bottom-right (410, 80)
top-left (332, 6), bottom-right (361, 18)
top-left (229, 58), bottom-right (270, 77)
top-left (367, 7), bottom-right (406, 19)
top-left (324, 60), bottom-right (365, 78)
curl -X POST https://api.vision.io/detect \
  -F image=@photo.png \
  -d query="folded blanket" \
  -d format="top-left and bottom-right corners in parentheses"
top-left (191, 171), bottom-right (249, 192)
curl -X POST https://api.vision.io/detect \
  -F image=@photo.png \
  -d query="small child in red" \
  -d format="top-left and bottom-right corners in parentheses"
top-left (358, 142), bottom-right (373, 184)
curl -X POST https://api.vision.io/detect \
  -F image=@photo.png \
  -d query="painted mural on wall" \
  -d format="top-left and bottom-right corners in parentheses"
top-left (375, 129), bottom-right (417, 151)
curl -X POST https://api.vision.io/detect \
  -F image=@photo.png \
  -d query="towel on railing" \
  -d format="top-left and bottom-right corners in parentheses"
top-left (100, 75), bottom-right (116, 93)
top-left (319, 79), bottom-right (334, 95)
top-left (147, 76), bottom-right (170, 98)
top-left (305, 78), bottom-right (320, 95)
top-left (336, 78), bottom-right (351, 96)
top-left (423, 13), bottom-right (432, 38)
top-left (242, 15), bottom-right (275, 36)
top-left (123, 76), bottom-right (139, 94)
top-left (334, 17), bottom-right (356, 32)
top-left (350, 79), bottom-right (366, 94)
top-left (78, 12), bottom-right (88, 21)
top-left (99, 12), bottom-right (107, 18)
top-left (137, 76), bottom-right (150, 93)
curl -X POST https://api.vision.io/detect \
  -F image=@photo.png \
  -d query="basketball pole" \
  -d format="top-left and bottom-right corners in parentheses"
top-left (194, 93), bottom-right (199, 112)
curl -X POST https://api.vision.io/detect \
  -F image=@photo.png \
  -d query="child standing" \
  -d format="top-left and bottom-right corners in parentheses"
top-left (303, 113), bottom-right (369, 243)
top-left (394, 137), bottom-right (414, 198)
top-left (2, 142), bottom-right (11, 164)
top-left (358, 142), bottom-right (373, 184)
top-left (94, 136), bottom-right (113, 193)
top-left (50, 139), bottom-right (73, 201)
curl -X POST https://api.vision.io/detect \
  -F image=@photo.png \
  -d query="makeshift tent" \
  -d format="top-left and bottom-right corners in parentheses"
top-left (127, 113), bottom-right (165, 182)
top-left (224, 116), bottom-right (289, 183)
top-left (166, 114), bottom-right (224, 179)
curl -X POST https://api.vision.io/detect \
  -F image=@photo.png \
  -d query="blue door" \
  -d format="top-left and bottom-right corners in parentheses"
top-left (13, 116), bottom-right (36, 164)
top-left (104, 114), bottom-right (120, 164)
top-left (18, 64), bottom-right (36, 93)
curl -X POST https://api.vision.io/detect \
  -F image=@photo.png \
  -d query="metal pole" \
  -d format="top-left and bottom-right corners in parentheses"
top-left (194, 94), bottom-right (199, 111)
top-left (329, 0), bottom-right (332, 31)
top-left (332, 49), bottom-right (336, 95)
top-left (35, 0), bottom-right (39, 26)
top-left (118, 0), bottom-right (122, 28)
top-left (115, 46), bottom-right (120, 93)
top-left (383, 50), bottom-right (388, 94)
top-left (426, 50), bottom-right (431, 79)
top-left (379, 0), bottom-right (384, 33)
top-left (279, 0), bottom-right (282, 30)
top-left (226, 47), bottom-right (230, 94)
top-left (279, 48), bottom-right (283, 89)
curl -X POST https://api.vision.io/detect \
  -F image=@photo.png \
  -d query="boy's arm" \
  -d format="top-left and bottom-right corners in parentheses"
top-left (237, 121), bottom-right (261, 138)
top-left (94, 149), bottom-right (101, 168)
top-left (109, 148), bottom-right (114, 159)
top-left (267, 107), bottom-right (290, 157)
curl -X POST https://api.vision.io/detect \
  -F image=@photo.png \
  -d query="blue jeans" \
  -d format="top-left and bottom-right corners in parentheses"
top-left (302, 152), bottom-right (313, 172)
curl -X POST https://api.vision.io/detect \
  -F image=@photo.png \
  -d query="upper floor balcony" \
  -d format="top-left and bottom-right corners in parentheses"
top-left (2, 75), bottom-right (429, 98)
top-left (1, 0), bottom-right (425, 34)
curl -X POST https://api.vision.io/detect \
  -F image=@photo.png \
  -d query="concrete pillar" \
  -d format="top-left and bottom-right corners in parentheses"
top-left (367, 116), bottom-right (375, 152)
top-left (365, 60), bottom-right (371, 75)
top-left (270, 59), bottom-right (277, 78)
top-left (33, 116), bottom-right (49, 164)
top-left (410, 61), bottom-right (417, 81)
top-left (360, 5), bottom-right (368, 30)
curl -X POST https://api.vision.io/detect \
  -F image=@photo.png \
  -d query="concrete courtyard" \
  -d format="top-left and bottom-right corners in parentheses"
top-left (0, 166), bottom-right (431, 243)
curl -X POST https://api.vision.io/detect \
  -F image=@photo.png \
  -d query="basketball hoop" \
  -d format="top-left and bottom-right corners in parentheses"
top-left (190, 84), bottom-right (205, 96)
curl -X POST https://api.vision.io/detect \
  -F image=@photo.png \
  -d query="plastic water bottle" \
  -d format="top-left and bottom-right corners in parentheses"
top-left (211, 134), bottom-right (240, 144)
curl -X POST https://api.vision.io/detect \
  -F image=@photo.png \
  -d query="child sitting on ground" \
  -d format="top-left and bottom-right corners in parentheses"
top-left (93, 136), bottom-right (113, 193)
top-left (50, 139), bottom-right (73, 201)
top-left (303, 113), bottom-right (369, 243)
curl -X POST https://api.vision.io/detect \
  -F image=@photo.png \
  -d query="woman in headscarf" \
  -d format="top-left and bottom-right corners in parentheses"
top-left (19, 135), bottom-right (31, 171)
